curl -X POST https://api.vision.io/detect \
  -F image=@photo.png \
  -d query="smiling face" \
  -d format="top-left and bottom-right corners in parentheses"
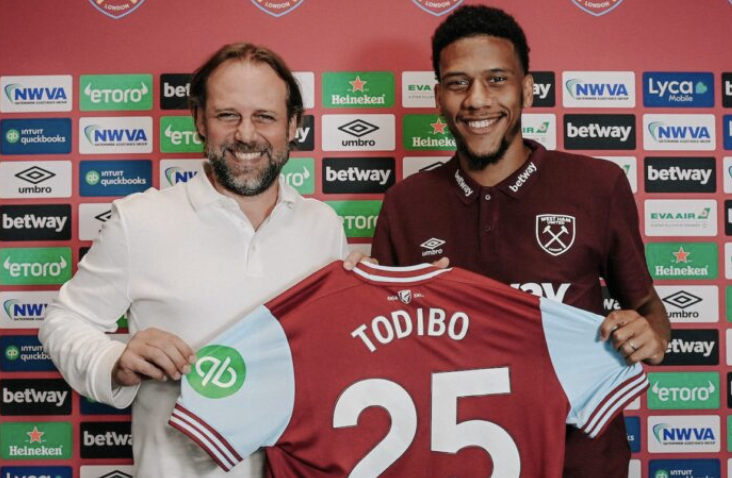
top-left (195, 59), bottom-right (297, 197)
top-left (435, 35), bottom-right (534, 171)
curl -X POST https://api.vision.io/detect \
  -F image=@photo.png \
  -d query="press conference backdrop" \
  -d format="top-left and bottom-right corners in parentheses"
top-left (0, 0), bottom-right (731, 477)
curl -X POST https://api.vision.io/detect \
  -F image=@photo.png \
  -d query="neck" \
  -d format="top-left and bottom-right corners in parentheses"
top-left (458, 138), bottom-right (532, 187)
top-left (206, 167), bottom-right (279, 230)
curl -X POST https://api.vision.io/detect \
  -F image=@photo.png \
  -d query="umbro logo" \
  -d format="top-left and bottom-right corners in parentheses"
top-left (420, 237), bottom-right (445, 257)
top-left (94, 210), bottom-right (112, 222)
top-left (662, 290), bottom-right (702, 310)
top-left (15, 166), bottom-right (56, 185)
top-left (338, 119), bottom-right (379, 138)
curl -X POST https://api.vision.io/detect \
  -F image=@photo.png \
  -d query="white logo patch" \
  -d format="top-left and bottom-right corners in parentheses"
top-left (536, 215), bottom-right (576, 256)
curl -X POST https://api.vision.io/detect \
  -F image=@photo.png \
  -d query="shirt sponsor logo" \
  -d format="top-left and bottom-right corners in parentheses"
top-left (0, 422), bottom-right (72, 460)
top-left (0, 161), bottom-right (72, 199)
top-left (160, 116), bottom-right (204, 153)
top-left (79, 395), bottom-right (131, 416)
top-left (159, 159), bottom-right (203, 190)
top-left (294, 72), bottom-right (315, 109)
top-left (410, 0), bottom-right (464, 16)
top-left (250, 0), bottom-right (307, 17)
top-left (563, 114), bottom-right (635, 150)
top-left (88, 0), bottom-right (147, 19)
top-left (403, 114), bottom-right (456, 151)
top-left (601, 286), bottom-right (620, 315)
top-left (510, 282), bottom-right (571, 303)
top-left (80, 160), bottom-right (152, 197)
top-left (0, 247), bottom-right (72, 286)
top-left (80, 74), bottom-right (152, 111)
top-left (293, 115), bottom-right (315, 151)
top-left (648, 372), bottom-right (719, 410)
top-left (1, 291), bottom-right (57, 329)
top-left (521, 114), bottom-right (556, 149)
top-left (563, 71), bottom-right (635, 107)
top-left (402, 156), bottom-right (448, 179)
top-left (280, 157), bottom-right (315, 195)
top-left (79, 116), bottom-right (152, 154)
top-left (595, 156), bottom-right (637, 193)
top-left (645, 157), bottom-right (716, 193)
top-left (187, 345), bottom-right (246, 399)
top-left (160, 73), bottom-right (191, 110)
top-left (661, 329), bottom-right (718, 366)
top-left (625, 416), bottom-right (641, 453)
top-left (648, 416), bottom-right (719, 452)
top-left (326, 200), bottom-right (381, 238)
top-left (322, 72), bottom-right (394, 108)
top-left (453, 169), bottom-right (473, 197)
top-left (78, 203), bottom-right (113, 241)
top-left (0, 336), bottom-right (56, 372)
top-left (420, 237), bottom-right (445, 257)
top-left (80, 465), bottom-right (133, 478)
top-left (402, 71), bottom-right (437, 108)
top-left (508, 161), bottom-right (538, 193)
top-left (529, 71), bottom-right (555, 107)
top-left (570, 0), bottom-right (625, 17)
top-left (649, 459), bottom-right (721, 478)
top-left (535, 215), bottom-right (575, 256)
top-left (1, 204), bottom-right (71, 241)
top-left (322, 115), bottom-right (395, 151)
top-left (643, 72), bottom-right (714, 107)
top-left (644, 199), bottom-right (717, 237)
top-left (1, 379), bottom-right (72, 415)
top-left (722, 73), bottom-right (732, 108)
top-left (1, 118), bottom-right (71, 155)
top-left (1, 75), bottom-right (72, 112)
top-left (323, 157), bottom-right (395, 194)
top-left (80, 422), bottom-right (132, 459)
top-left (1, 466), bottom-right (72, 478)
top-left (644, 114), bottom-right (716, 151)
top-left (646, 243), bottom-right (718, 280)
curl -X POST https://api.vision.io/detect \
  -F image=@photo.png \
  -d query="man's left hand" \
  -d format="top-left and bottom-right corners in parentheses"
top-left (600, 310), bottom-right (667, 365)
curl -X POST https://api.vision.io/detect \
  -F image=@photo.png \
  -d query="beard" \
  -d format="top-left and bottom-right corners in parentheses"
top-left (457, 136), bottom-right (511, 171)
top-left (206, 140), bottom-right (289, 197)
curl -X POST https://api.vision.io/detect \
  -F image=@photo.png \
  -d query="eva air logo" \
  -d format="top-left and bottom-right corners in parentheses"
top-left (5, 129), bottom-right (20, 143)
top-left (5, 345), bottom-right (20, 360)
top-left (85, 170), bottom-right (101, 186)
top-left (160, 116), bottom-right (203, 153)
top-left (187, 345), bottom-right (246, 399)
top-left (403, 114), bottom-right (456, 151)
top-left (322, 72), bottom-right (394, 108)
top-left (80, 74), bottom-right (152, 111)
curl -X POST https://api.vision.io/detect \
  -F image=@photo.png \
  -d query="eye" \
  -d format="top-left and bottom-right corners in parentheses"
top-left (255, 113), bottom-right (276, 123)
top-left (216, 112), bottom-right (240, 122)
top-left (490, 76), bottom-right (508, 84)
top-left (445, 79), bottom-right (469, 90)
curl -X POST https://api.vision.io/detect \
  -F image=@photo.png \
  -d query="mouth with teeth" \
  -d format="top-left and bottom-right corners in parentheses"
top-left (461, 116), bottom-right (503, 133)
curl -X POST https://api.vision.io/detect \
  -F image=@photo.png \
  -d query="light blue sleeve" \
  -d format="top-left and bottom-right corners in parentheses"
top-left (540, 298), bottom-right (648, 438)
top-left (170, 305), bottom-right (295, 471)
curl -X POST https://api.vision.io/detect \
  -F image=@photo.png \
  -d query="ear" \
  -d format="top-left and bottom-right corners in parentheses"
top-left (193, 107), bottom-right (207, 141)
top-left (434, 82), bottom-right (444, 116)
top-left (522, 73), bottom-right (534, 108)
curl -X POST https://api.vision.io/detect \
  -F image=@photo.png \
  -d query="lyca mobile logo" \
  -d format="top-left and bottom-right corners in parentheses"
top-left (0, 422), bottom-right (72, 460)
top-left (160, 116), bottom-right (203, 152)
top-left (0, 247), bottom-right (72, 286)
top-left (80, 117), bottom-right (152, 154)
top-left (648, 416), bottom-right (719, 452)
top-left (327, 200), bottom-right (382, 238)
top-left (403, 114), bottom-right (456, 151)
top-left (644, 72), bottom-right (714, 107)
top-left (322, 72), bottom-right (394, 108)
top-left (646, 242), bottom-right (718, 280)
top-left (1, 466), bottom-right (72, 478)
top-left (1, 75), bottom-right (72, 112)
top-left (563, 71), bottom-right (635, 107)
top-left (187, 345), bottom-right (246, 399)
top-left (644, 114), bottom-right (715, 151)
top-left (648, 372), bottom-right (719, 410)
top-left (1, 118), bottom-right (71, 155)
top-left (80, 74), bottom-right (152, 111)
top-left (280, 157), bottom-right (314, 195)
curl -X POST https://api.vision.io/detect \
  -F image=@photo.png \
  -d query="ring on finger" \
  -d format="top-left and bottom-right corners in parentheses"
top-left (628, 340), bottom-right (638, 352)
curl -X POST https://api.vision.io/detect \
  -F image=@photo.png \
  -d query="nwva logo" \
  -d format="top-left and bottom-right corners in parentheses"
top-left (165, 167), bottom-right (197, 186)
top-left (649, 122), bottom-right (711, 140)
top-left (653, 424), bottom-right (716, 443)
top-left (5, 84), bottom-right (68, 103)
top-left (566, 80), bottom-right (629, 98)
top-left (4, 300), bottom-right (47, 320)
top-left (84, 126), bottom-right (147, 144)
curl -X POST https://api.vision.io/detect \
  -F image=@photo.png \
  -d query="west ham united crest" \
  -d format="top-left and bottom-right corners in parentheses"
top-left (536, 215), bottom-right (576, 256)
top-left (570, 0), bottom-right (624, 16)
top-left (411, 0), bottom-right (464, 16)
top-left (398, 290), bottom-right (413, 304)
top-left (251, 0), bottom-right (306, 17)
top-left (88, 0), bottom-right (147, 19)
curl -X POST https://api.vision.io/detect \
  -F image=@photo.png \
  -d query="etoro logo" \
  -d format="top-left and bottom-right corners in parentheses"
top-left (0, 422), bottom-right (72, 460)
top-left (648, 372), bottom-right (719, 410)
top-left (0, 247), bottom-right (72, 286)
top-left (187, 345), bottom-right (246, 399)
top-left (326, 200), bottom-right (381, 238)
top-left (81, 74), bottom-right (152, 111)
top-left (160, 116), bottom-right (203, 153)
top-left (280, 157), bottom-right (314, 195)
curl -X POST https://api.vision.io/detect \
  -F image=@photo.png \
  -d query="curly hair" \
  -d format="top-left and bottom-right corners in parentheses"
top-left (431, 5), bottom-right (530, 78)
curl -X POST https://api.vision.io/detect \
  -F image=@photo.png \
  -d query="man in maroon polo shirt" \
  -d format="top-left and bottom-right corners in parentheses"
top-left (372, 5), bottom-right (669, 478)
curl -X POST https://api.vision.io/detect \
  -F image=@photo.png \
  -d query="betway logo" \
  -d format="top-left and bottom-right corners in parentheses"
top-left (83, 431), bottom-right (133, 447)
top-left (649, 122), bottom-right (711, 140)
top-left (325, 166), bottom-right (391, 185)
top-left (83, 82), bottom-right (148, 104)
top-left (646, 165), bottom-right (712, 184)
top-left (667, 338), bottom-right (714, 357)
top-left (508, 161), bottom-right (537, 192)
top-left (510, 282), bottom-right (570, 302)
top-left (454, 170), bottom-right (473, 197)
top-left (164, 124), bottom-right (202, 145)
top-left (566, 122), bottom-right (632, 141)
top-left (2, 213), bottom-right (68, 232)
top-left (3, 387), bottom-right (68, 406)
top-left (3, 255), bottom-right (67, 278)
top-left (533, 82), bottom-right (551, 100)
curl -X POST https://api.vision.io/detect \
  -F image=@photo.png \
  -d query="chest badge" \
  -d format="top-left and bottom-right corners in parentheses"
top-left (536, 215), bottom-right (576, 256)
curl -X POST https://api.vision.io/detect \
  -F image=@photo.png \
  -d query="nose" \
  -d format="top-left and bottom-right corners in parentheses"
top-left (234, 118), bottom-right (258, 144)
top-left (463, 80), bottom-right (494, 110)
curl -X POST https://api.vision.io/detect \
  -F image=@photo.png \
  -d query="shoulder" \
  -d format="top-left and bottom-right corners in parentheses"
top-left (384, 163), bottom-right (451, 201)
top-left (111, 182), bottom-right (190, 222)
top-left (543, 149), bottom-right (625, 179)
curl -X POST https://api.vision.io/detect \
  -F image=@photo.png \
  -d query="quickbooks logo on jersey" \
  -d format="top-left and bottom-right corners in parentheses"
top-left (643, 72), bottom-right (714, 107)
top-left (160, 116), bottom-right (203, 153)
top-left (644, 114), bottom-right (715, 151)
top-left (1, 75), bottom-right (72, 112)
top-left (403, 114), bottom-right (456, 151)
top-left (80, 117), bottom-right (152, 154)
top-left (648, 416), bottom-right (719, 452)
top-left (326, 200), bottom-right (382, 238)
top-left (0, 247), bottom-right (72, 286)
top-left (80, 160), bottom-right (152, 197)
top-left (80, 74), bottom-right (152, 111)
top-left (281, 157), bottom-right (314, 195)
top-left (322, 72), bottom-right (394, 108)
top-left (648, 372), bottom-right (719, 410)
top-left (562, 71), bottom-right (635, 107)
top-left (646, 242), bottom-right (718, 280)
top-left (0, 422), bottom-right (72, 460)
top-left (1, 118), bottom-right (72, 155)
top-left (187, 345), bottom-right (246, 399)
top-left (563, 114), bottom-right (635, 150)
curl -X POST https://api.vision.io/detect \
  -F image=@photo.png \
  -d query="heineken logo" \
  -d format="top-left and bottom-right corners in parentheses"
top-left (187, 345), bottom-right (246, 399)
top-left (0, 422), bottom-right (72, 459)
top-left (322, 72), bottom-right (394, 108)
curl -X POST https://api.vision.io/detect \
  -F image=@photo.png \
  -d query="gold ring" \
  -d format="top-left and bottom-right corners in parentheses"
top-left (628, 340), bottom-right (637, 352)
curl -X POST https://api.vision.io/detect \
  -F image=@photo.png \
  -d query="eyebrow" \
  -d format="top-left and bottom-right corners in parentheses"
top-left (441, 68), bottom-right (515, 80)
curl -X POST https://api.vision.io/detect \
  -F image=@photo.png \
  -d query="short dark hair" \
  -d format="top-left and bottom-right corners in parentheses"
top-left (431, 5), bottom-right (530, 78)
top-left (189, 42), bottom-right (304, 125)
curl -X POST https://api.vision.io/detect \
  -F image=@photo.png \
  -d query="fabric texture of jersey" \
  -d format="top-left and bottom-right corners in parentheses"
top-left (172, 261), bottom-right (647, 478)
top-left (39, 163), bottom-right (349, 478)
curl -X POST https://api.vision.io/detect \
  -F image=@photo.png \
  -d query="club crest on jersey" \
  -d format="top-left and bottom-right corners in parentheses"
top-left (536, 215), bottom-right (576, 256)
top-left (398, 290), bottom-right (413, 304)
top-left (87, 0), bottom-right (147, 19)
top-left (570, 0), bottom-right (625, 17)
top-left (251, 0), bottom-right (306, 17)
top-left (410, 0), bottom-right (464, 16)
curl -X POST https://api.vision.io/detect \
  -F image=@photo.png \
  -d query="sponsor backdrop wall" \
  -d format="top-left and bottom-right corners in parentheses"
top-left (1, 0), bottom-right (731, 477)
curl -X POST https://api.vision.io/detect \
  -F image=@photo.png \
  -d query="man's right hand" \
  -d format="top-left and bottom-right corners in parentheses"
top-left (112, 328), bottom-right (196, 387)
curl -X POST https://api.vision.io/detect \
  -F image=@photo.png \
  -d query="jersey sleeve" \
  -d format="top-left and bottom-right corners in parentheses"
top-left (170, 305), bottom-right (295, 471)
top-left (540, 298), bottom-right (648, 438)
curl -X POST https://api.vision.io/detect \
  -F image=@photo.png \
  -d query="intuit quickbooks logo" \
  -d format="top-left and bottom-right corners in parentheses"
top-left (1, 118), bottom-right (71, 155)
top-left (160, 116), bottom-right (203, 153)
top-left (648, 372), bottom-right (720, 410)
top-left (1, 75), bottom-right (72, 112)
top-left (0, 247), bottom-right (72, 286)
top-left (643, 72), bottom-right (714, 107)
top-left (80, 160), bottom-right (152, 197)
top-left (80, 117), bottom-right (152, 154)
top-left (322, 72), bottom-right (394, 108)
top-left (326, 200), bottom-right (382, 238)
top-left (646, 242), bottom-right (718, 280)
top-left (403, 114), bottom-right (456, 151)
top-left (649, 459), bottom-right (720, 478)
top-left (644, 114), bottom-right (715, 151)
top-left (187, 345), bottom-right (246, 399)
top-left (0, 336), bottom-right (55, 372)
top-left (0, 422), bottom-right (72, 460)
top-left (80, 74), bottom-right (152, 111)
top-left (280, 157), bottom-right (314, 195)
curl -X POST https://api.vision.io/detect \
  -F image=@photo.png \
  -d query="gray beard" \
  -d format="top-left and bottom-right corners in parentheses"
top-left (206, 145), bottom-right (288, 197)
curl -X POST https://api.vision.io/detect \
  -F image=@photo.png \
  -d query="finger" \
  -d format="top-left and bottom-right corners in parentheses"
top-left (432, 257), bottom-right (450, 269)
top-left (342, 252), bottom-right (378, 270)
top-left (120, 354), bottom-right (168, 382)
top-left (168, 335), bottom-right (196, 367)
top-left (600, 311), bottom-right (640, 341)
top-left (142, 345), bottom-right (184, 380)
top-left (159, 338), bottom-right (195, 376)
